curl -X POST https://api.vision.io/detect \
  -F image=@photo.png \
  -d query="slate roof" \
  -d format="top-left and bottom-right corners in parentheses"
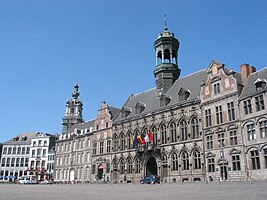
top-left (239, 67), bottom-right (267, 100)
top-left (3, 132), bottom-right (39, 145)
top-left (108, 106), bottom-right (120, 119)
top-left (65, 119), bottom-right (95, 134)
top-left (114, 69), bottom-right (207, 122)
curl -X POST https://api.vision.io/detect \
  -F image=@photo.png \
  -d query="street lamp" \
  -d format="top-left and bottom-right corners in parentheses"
top-left (218, 141), bottom-right (225, 181)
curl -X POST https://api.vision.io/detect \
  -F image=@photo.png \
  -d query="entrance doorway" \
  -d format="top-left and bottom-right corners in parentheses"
top-left (97, 164), bottom-right (104, 180)
top-left (146, 157), bottom-right (157, 176)
top-left (220, 165), bottom-right (228, 181)
top-left (69, 169), bottom-right (75, 182)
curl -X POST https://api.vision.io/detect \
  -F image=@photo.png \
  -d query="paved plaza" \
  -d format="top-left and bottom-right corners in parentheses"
top-left (0, 181), bottom-right (266, 200)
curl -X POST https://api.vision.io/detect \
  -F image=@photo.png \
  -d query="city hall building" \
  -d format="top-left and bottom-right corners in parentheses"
top-left (55, 25), bottom-right (267, 183)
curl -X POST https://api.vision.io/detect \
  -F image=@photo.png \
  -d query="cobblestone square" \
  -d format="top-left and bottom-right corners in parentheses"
top-left (0, 181), bottom-right (266, 200)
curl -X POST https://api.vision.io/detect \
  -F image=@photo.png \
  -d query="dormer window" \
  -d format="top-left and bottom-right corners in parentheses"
top-left (254, 78), bottom-right (267, 91)
top-left (122, 106), bottom-right (131, 118)
top-left (22, 136), bottom-right (27, 141)
top-left (135, 102), bottom-right (146, 114)
top-left (178, 88), bottom-right (190, 101)
top-left (13, 137), bottom-right (19, 141)
top-left (160, 94), bottom-right (171, 107)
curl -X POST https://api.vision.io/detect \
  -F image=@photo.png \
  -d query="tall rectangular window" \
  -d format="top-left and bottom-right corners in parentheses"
top-left (100, 141), bottom-right (104, 154)
top-left (251, 150), bottom-right (260, 170)
top-left (264, 149), bottom-right (267, 169)
top-left (260, 120), bottom-right (267, 138)
top-left (1, 158), bottom-right (6, 167)
top-left (230, 130), bottom-right (238, 145)
top-left (255, 95), bottom-right (265, 111)
top-left (227, 101), bottom-right (235, 121)
top-left (206, 135), bottom-right (213, 150)
top-left (205, 109), bottom-right (212, 127)
top-left (93, 143), bottom-right (97, 155)
top-left (243, 99), bottom-right (252, 115)
top-left (208, 158), bottom-right (215, 172)
top-left (232, 155), bottom-right (241, 171)
top-left (11, 158), bottom-right (15, 167)
top-left (214, 83), bottom-right (220, 94)
top-left (107, 140), bottom-right (111, 153)
top-left (217, 132), bottom-right (225, 147)
top-left (216, 105), bottom-right (223, 124)
top-left (247, 124), bottom-right (256, 140)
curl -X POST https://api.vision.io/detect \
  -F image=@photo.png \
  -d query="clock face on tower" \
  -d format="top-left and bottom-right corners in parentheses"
top-left (157, 80), bottom-right (163, 89)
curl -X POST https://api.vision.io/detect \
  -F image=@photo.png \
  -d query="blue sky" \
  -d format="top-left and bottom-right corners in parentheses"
top-left (0, 0), bottom-right (267, 143)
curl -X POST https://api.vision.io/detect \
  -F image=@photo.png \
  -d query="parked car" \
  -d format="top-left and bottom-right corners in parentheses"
top-left (140, 175), bottom-right (160, 184)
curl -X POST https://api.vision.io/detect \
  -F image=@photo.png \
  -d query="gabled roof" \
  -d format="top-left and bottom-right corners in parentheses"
top-left (3, 132), bottom-right (39, 145)
top-left (239, 67), bottom-right (267, 100)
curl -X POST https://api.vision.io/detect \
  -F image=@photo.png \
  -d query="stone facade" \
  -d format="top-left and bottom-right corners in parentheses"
top-left (54, 26), bottom-right (267, 184)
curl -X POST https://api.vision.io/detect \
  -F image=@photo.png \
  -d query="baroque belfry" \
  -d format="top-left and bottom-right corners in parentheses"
top-left (62, 83), bottom-right (84, 133)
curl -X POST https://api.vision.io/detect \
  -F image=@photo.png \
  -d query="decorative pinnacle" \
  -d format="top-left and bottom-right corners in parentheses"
top-left (164, 15), bottom-right (168, 31)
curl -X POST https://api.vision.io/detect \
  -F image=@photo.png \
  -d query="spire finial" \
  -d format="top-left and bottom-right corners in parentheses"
top-left (164, 15), bottom-right (168, 31)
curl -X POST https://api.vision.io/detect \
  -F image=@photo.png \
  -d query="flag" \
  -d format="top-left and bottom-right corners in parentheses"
top-left (144, 134), bottom-right (149, 143)
top-left (130, 134), bottom-right (133, 145)
top-left (148, 132), bottom-right (153, 142)
top-left (133, 134), bottom-right (138, 147)
top-left (137, 133), bottom-right (143, 143)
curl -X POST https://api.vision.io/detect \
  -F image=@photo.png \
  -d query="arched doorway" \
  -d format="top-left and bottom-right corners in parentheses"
top-left (97, 164), bottom-right (104, 180)
top-left (146, 157), bottom-right (157, 176)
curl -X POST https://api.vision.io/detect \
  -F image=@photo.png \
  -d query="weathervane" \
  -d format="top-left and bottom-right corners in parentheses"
top-left (164, 15), bottom-right (168, 31)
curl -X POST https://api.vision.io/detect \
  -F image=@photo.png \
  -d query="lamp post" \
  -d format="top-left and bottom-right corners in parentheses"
top-left (218, 141), bottom-right (225, 181)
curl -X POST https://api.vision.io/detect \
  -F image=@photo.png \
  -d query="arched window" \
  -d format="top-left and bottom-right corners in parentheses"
top-left (120, 159), bottom-right (125, 174)
top-left (163, 49), bottom-right (171, 63)
top-left (135, 158), bottom-right (141, 173)
top-left (160, 124), bottom-right (167, 144)
top-left (162, 154), bottom-right (168, 165)
top-left (12, 147), bottom-right (16, 155)
top-left (120, 133), bottom-right (125, 151)
top-left (152, 126), bottom-right (158, 145)
top-left (8, 147), bottom-right (12, 154)
top-left (3, 147), bottom-right (7, 154)
top-left (113, 134), bottom-right (119, 152)
top-left (22, 147), bottom-right (26, 154)
top-left (193, 150), bottom-right (201, 169)
top-left (182, 151), bottom-right (189, 170)
top-left (127, 158), bottom-right (133, 174)
top-left (170, 122), bottom-right (177, 142)
top-left (180, 120), bottom-right (188, 141)
top-left (171, 153), bottom-right (179, 171)
top-left (157, 51), bottom-right (162, 65)
top-left (127, 131), bottom-right (132, 149)
top-left (113, 158), bottom-right (119, 171)
top-left (191, 118), bottom-right (199, 139)
top-left (17, 147), bottom-right (21, 154)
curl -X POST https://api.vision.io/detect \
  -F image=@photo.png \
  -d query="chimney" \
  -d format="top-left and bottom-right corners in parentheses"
top-left (240, 64), bottom-right (256, 83)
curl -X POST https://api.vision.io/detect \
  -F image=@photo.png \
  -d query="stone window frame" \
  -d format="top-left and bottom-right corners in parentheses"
top-left (171, 152), bottom-right (179, 171)
top-left (227, 101), bottom-right (236, 121)
top-left (255, 94), bottom-right (265, 112)
top-left (243, 99), bottom-right (252, 115)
